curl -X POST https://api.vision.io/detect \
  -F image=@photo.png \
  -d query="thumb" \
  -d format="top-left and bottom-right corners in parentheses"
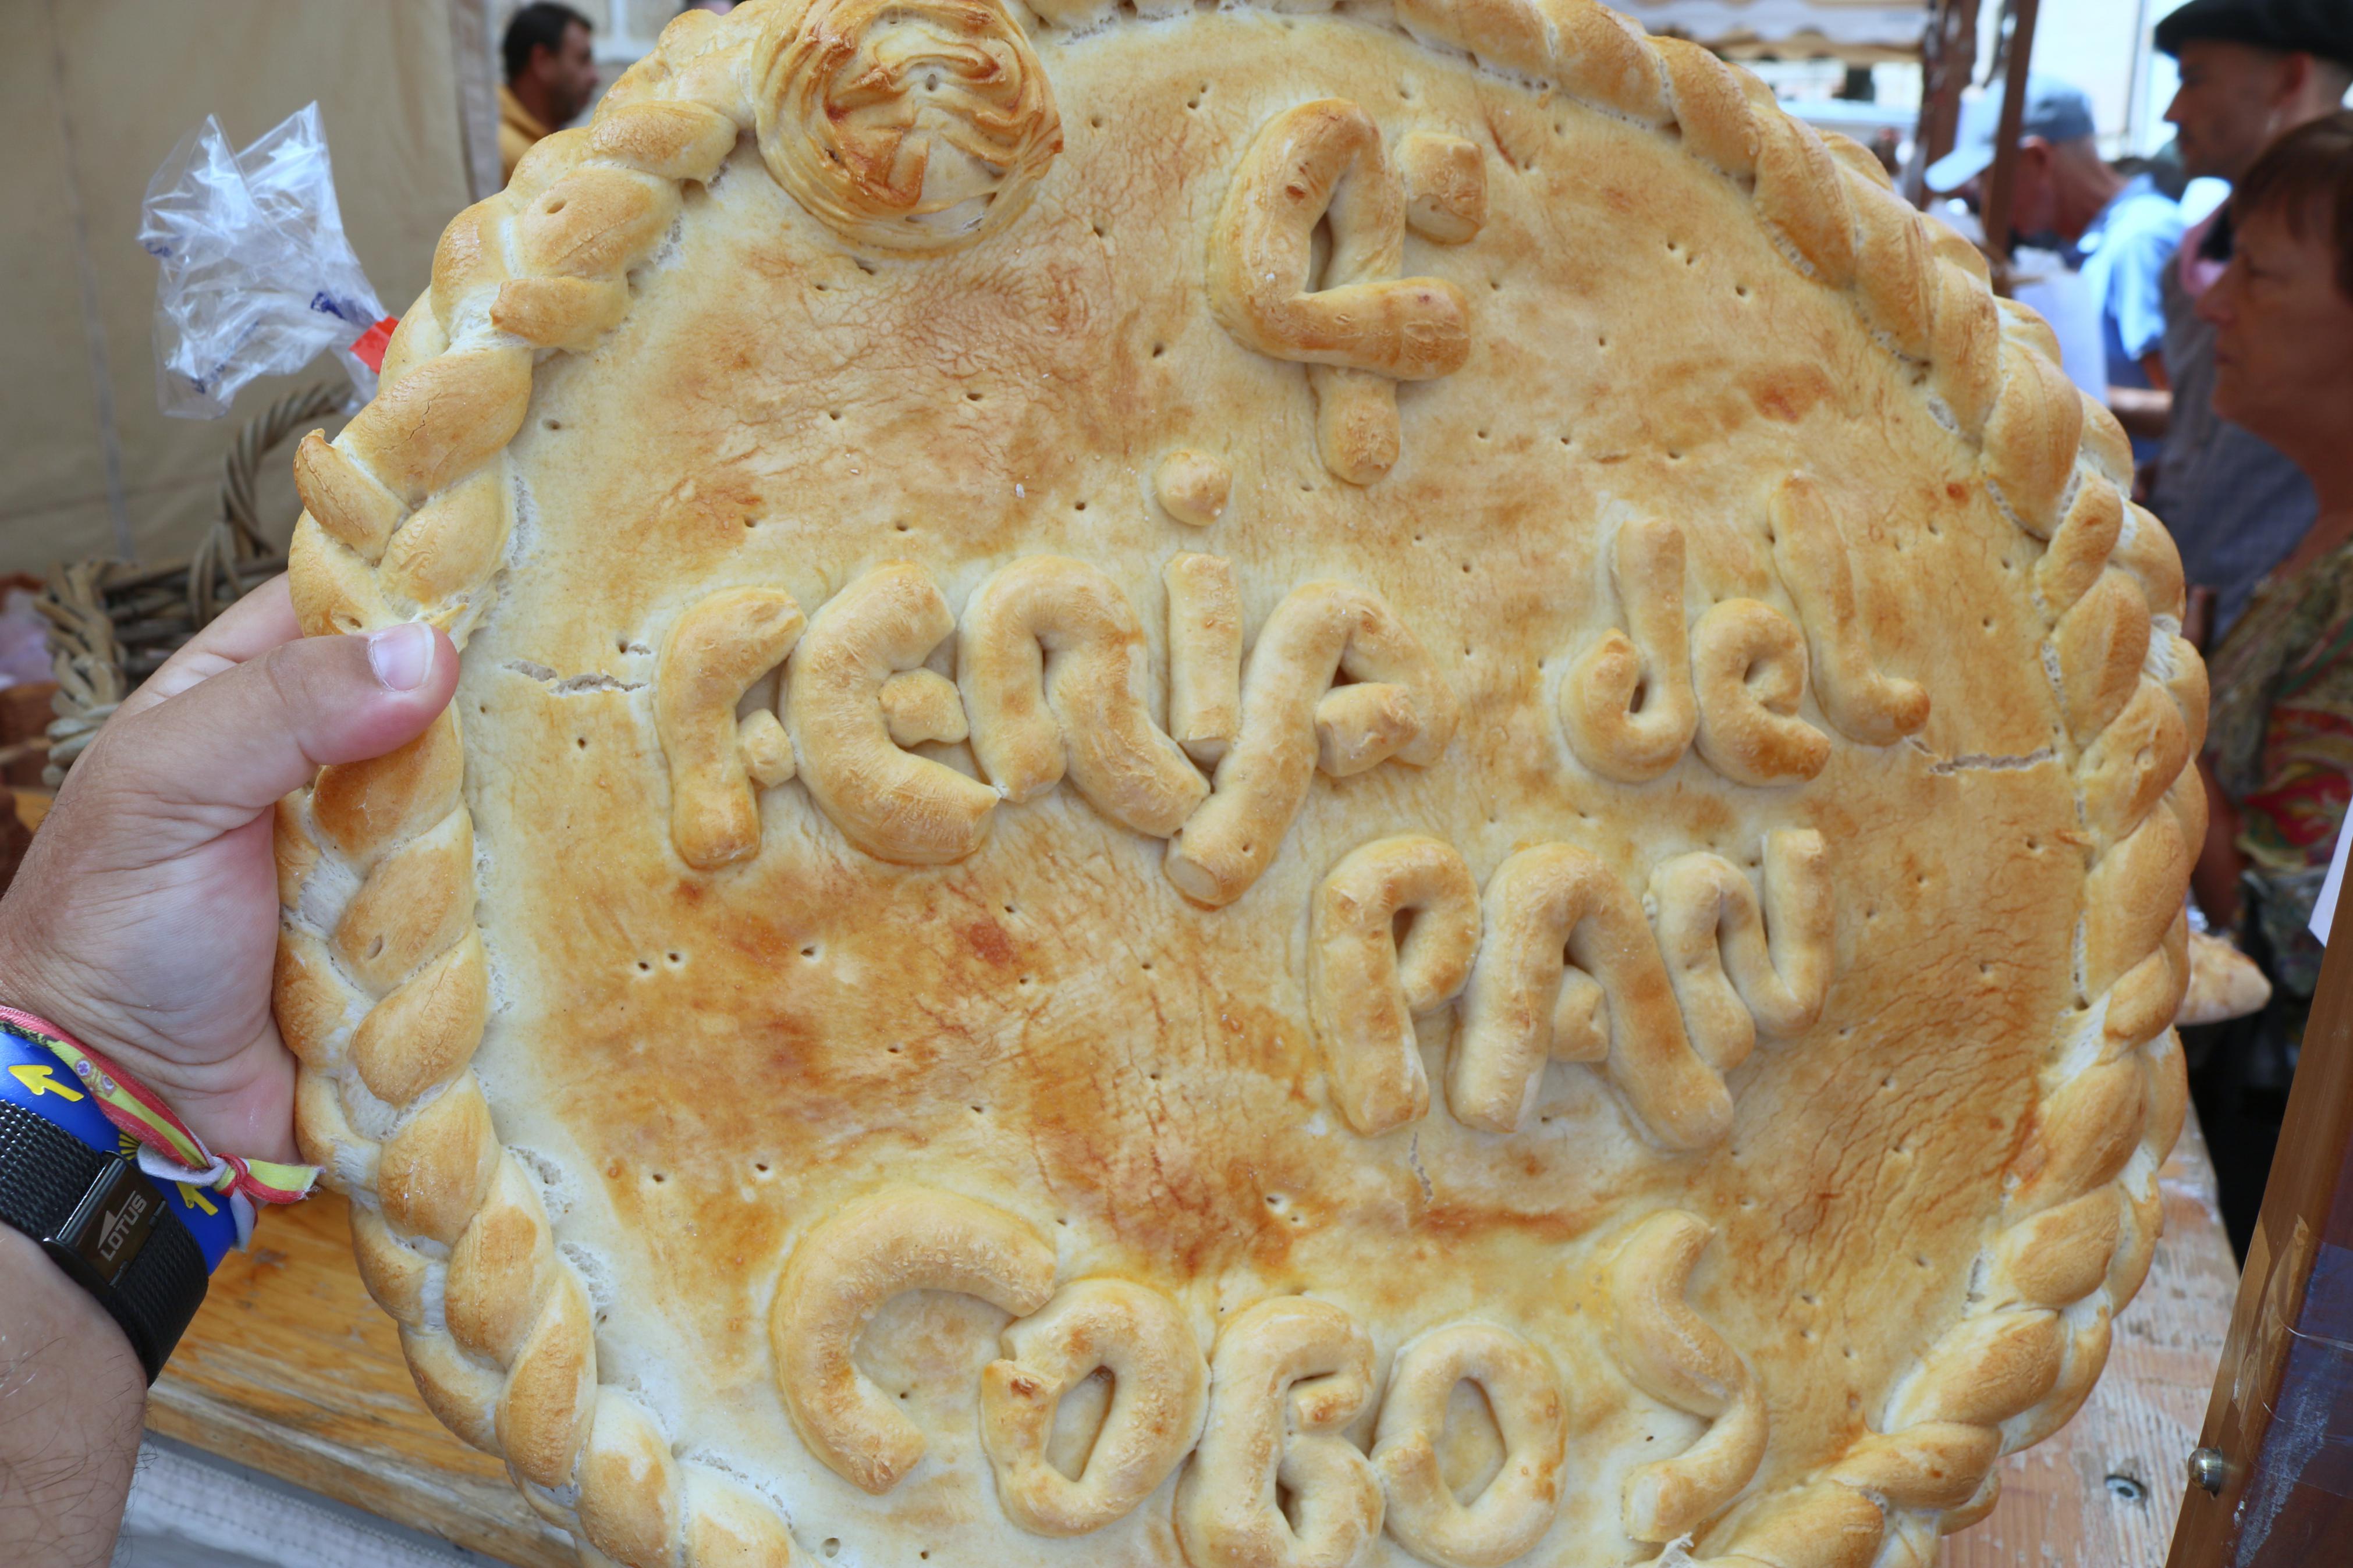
top-left (87, 623), bottom-right (459, 834)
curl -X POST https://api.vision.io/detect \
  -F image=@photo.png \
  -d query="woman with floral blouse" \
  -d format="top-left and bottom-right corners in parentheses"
top-left (2188, 112), bottom-right (2353, 1246)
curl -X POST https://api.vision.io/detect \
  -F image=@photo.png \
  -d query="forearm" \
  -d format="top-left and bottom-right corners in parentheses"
top-left (0, 1227), bottom-right (145, 1567)
top-left (2192, 759), bottom-right (2245, 930)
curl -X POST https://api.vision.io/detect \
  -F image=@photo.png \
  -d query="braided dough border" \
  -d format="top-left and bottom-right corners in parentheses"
top-left (269, 2), bottom-right (2199, 1563)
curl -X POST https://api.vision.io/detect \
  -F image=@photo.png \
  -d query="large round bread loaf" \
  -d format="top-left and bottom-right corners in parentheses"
top-left (274, 3), bottom-right (2202, 1564)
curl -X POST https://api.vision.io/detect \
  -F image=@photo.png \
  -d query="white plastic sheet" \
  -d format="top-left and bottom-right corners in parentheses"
top-left (2311, 812), bottom-right (2352, 945)
top-left (141, 103), bottom-right (384, 419)
top-left (113, 1434), bottom-right (493, 1567)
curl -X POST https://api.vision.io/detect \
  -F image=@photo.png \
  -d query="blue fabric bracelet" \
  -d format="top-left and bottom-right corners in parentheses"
top-left (0, 1023), bottom-right (237, 1271)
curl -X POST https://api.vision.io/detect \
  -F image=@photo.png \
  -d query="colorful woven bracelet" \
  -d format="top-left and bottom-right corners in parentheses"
top-left (0, 1005), bottom-right (318, 1251)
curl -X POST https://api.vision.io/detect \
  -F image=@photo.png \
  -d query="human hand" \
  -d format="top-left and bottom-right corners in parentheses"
top-left (0, 577), bottom-right (457, 1163)
top-left (0, 578), bottom-right (457, 1567)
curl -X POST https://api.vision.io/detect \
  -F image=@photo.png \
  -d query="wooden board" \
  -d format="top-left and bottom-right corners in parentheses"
top-left (150, 1116), bottom-right (2239, 1568)
top-left (145, 1190), bottom-right (574, 1567)
top-left (2170, 923), bottom-right (2353, 1565)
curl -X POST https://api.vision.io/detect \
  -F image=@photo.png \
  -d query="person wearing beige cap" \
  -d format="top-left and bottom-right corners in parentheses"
top-left (1929, 76), bottom-right (2185, 468)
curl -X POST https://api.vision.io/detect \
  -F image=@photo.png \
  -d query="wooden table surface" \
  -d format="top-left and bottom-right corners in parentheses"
top-left (146, 1192), bottom-right (577, 1568)
top-left (148, 1114), bottom-right (2240, 1568)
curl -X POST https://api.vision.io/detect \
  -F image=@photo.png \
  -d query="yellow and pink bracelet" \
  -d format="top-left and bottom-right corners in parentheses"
top-left (0, 1004), bottom-right (316, 1247)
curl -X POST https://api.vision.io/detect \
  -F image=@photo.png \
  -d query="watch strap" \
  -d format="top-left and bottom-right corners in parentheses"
top-left (0, 1097), bottom-right (208, 1383)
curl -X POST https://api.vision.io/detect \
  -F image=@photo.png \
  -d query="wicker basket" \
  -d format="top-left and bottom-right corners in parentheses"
top-left (37, 385), bottom-right (344, 785)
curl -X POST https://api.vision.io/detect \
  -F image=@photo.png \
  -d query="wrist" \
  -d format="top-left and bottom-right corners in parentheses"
top-left (0, 894), bottom-right (156, 1083)
top-left (0, 888), bottom-right (134, 1068)
top-left (0, 891), bottom-right (301, 1168)
top-left (0, 1220), bottom-right (145, 1392)
top-left (0, 1020), bottom-right (234, 1382)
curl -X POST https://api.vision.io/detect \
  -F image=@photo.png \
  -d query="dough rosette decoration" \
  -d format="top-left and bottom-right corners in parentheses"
top-left (754, 0), bottom-right (1062, 250)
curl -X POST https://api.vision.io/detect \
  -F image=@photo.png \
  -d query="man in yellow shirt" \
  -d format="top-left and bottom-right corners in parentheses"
top-left (498, 3), bottom-right (598, 183)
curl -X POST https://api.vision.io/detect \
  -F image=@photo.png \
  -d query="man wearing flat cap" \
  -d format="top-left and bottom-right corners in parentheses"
top-left (2152, 0), bottom-right (2353, 639)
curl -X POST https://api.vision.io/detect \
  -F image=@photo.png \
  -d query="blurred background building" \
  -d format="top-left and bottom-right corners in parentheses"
top-left (0, 0), bottom-right (2328, 581)
top-left (4, 4), bottom-right (495, 572)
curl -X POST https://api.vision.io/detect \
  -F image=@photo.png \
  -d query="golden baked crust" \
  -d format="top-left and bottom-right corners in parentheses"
top-left (272, 2), bottom-right (2203, 1564)
top-left (2180, 930), bottom-right (2269, 1025)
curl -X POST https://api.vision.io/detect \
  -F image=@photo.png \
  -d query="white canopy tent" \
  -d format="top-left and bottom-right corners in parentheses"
top-left (1617, 0), bottom-right (1932, 59)
top-left (1613, 0), bottom-right (1985, 207)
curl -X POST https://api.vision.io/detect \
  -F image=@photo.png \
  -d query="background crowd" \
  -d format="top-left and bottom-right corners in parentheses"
top-left (1911, 0), bottom-right (2353, 1251)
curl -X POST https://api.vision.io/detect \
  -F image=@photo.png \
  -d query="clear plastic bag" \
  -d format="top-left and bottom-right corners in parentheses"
top-left (141, 102), bottom-right (385, 419)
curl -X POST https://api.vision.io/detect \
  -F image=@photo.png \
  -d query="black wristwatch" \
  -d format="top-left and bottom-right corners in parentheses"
top-left (0, 1097), bottom-right (210, 1383)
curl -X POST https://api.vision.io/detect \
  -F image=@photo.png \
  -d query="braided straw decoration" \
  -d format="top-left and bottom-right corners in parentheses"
top-left (40, 384), bottom-right (344, 786)
top-left (191, 382), bottom-right (347, 627)
top-left (269, 2), bottom-right (2199, 1564)
top-left (37, 560), bottom-right (126, 787)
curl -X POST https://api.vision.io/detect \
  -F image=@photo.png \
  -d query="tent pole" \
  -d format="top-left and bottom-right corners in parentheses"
top-left (1978, 0), bottom-right (2042, 293)
top-left (1907, 0), bottom-right (1981, 207)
